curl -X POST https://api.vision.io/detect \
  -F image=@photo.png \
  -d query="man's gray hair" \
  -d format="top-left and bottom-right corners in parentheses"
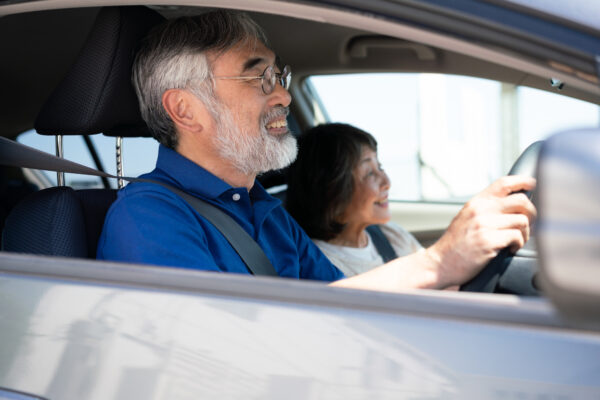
top-left (132, 10), bottom-right (269, 148)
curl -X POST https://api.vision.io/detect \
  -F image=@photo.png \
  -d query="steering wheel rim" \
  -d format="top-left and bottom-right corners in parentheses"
top-left (459, 141), bottom-right (543, 293)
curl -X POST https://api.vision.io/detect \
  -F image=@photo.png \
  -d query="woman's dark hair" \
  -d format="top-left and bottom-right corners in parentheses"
top-left (286, 123), bottom-right (378, 240)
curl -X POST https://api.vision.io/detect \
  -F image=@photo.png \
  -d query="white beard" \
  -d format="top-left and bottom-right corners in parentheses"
top-left (212, 103), bottom-right (298, 175)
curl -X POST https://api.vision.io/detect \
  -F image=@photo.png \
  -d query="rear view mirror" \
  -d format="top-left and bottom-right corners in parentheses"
top-left (536, 128), bottom-right (600, 329)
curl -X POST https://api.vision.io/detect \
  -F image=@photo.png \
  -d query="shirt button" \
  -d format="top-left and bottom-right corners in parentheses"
top-left (232, 193), bottom-right (241, 201)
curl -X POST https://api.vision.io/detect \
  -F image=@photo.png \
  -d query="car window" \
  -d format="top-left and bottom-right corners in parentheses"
top-left (307, 73), bottom-right (600, 202)
top-left (17, 130), bottom-right (158, 189)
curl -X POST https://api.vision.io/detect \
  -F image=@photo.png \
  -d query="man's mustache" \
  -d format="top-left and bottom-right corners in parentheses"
top-left (261, 106), bottom-right (290, 126)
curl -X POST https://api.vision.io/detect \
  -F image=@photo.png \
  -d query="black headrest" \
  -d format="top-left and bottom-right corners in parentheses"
top-left (35, 6), bottom-right (165, 137)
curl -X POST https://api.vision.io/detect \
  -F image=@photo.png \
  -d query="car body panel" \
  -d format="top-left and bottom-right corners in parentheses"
top-left (0, 254), bottom-right (599, 399)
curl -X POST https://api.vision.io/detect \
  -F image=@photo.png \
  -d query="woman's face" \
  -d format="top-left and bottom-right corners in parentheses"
top-left (340, 146), bottom-right (391, 228)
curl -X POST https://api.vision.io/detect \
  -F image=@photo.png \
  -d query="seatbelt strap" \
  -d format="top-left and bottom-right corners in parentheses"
top-left (365, 225), bottom-right (397, 263)
top-left (0, 136), bottom-right (278, 276)
top-left (135, 178), bottom-right (277, 276)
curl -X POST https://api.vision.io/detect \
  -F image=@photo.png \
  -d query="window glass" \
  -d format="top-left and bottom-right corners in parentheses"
top-left (518, 87), bottom-right (600, 148)
top-left (308, 73), bottom-right (600, 202)
top-left (17, 130), bottom-right (158, 189)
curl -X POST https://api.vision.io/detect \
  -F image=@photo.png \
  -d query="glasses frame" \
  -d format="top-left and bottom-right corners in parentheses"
top-left (215, 65), bottom-right (291, 94)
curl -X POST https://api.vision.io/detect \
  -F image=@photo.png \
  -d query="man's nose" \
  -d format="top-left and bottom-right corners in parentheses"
top-left (267, 80), bottom-right (292, 108)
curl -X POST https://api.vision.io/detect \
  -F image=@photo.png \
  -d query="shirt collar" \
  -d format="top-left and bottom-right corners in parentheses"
top-left (249, 178), bottom-right (276, 203)
top-left (154, 145), bottom-right (277, 204)
top-left (155, 145), bottom-right (231, 199)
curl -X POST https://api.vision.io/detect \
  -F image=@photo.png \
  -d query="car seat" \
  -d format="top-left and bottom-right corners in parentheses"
top-left (0, 166), bottom-right (38, 233)
top-left (2, 187), bottom-right (116, 257)
top-left (2, 6), bottom-right (165, 257)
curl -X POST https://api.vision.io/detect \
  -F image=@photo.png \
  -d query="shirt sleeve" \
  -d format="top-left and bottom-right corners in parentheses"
top-left (97, 187), bottom-right (222, 271)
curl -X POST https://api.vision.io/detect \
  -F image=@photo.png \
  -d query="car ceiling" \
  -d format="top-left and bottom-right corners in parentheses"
top-left (0, 5), bottom-right (598, 140)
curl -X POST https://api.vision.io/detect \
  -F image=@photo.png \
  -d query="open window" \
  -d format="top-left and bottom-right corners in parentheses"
top-left (17, 131), bottom-right (158, 189)
top-left (306, 73), bottom-right (600, 203)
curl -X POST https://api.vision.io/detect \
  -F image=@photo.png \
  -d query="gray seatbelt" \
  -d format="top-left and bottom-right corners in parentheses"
top-left (365, 225), bottom-right (398, 263)
top-left (0, 136), bottom-right (278, 276)
top-left (136, 178), bottom-right (277, 276)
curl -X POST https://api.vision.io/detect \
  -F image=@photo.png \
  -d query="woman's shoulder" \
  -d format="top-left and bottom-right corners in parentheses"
top-left (311, 238), bottom-right (365, 258)
top-left (312, 238), bottom-right (382, 277)
top-left (379, 221), bottom-right (412, 237)
top-left (378, 222), bottom-right (423, 253)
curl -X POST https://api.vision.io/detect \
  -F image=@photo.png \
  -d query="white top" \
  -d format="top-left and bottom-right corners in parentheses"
top-left (313, 222), bottom-right (422, 277)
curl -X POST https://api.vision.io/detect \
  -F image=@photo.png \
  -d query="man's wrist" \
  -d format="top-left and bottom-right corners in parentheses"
top-left (404, 247), bottom-right (443, 289)
top-left (420, 245), bottom-right (452, 289)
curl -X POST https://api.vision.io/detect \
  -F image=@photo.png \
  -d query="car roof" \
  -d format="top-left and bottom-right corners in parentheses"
top-left (0, 1), bottom-right (599, 140)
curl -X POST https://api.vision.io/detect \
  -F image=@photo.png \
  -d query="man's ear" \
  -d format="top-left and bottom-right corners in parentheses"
top-left (162, 89), bottom-right (206, 133)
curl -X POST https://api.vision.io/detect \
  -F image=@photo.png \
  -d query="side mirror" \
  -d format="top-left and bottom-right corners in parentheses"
top-left (536, 128), bottom-right (600, 329)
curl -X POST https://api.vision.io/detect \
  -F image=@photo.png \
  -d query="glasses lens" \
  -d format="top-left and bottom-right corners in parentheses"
top-left (261, 65), bottom-right (291, 94)
top-left (262, 66), bottom-right (275, 94)
top-left (281, 65), bottom-right (291, 90)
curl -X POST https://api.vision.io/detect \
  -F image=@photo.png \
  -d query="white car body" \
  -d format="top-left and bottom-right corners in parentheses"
top-left (1, 253), bottom-right (599, 399)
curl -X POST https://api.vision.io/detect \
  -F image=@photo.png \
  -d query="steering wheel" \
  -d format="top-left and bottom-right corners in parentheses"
top-left (460, 141), bottom-right (543, 295)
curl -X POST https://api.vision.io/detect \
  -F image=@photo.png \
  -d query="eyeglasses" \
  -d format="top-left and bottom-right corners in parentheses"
top-left (215, 65), bottom-right (291, 95)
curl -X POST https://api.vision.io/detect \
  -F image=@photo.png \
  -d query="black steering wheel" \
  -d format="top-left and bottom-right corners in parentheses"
top-left (460, 141), bottom-right (543, 295)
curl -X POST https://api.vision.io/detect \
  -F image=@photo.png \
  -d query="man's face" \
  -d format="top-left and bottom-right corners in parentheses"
top-left (207, 41), bottom-right (297, 175)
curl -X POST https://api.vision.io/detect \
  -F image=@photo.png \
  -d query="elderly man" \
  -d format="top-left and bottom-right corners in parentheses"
top-left (97, 10), bottom-right (535, 291)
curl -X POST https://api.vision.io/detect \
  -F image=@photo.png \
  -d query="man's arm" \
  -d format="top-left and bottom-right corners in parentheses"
top-left (331, 175), bottom-right (536, 292)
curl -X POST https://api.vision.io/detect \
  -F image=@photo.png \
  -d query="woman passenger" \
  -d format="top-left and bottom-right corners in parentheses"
top-left (286, 123), bottom-right (422, 277)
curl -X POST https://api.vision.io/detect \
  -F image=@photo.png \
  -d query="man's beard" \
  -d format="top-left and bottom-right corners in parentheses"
top-left (212, 102), bottom-right (298, 176)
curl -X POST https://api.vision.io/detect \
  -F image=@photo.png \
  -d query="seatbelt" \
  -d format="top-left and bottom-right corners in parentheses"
top-left (365, 225), bottom-right (397, 263)
top-left (0, 136), bottom-right (278, 277)
top-left (136, 178), bottom-right (277, 276)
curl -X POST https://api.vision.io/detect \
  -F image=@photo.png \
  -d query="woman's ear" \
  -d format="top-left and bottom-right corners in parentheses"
top-left (162, 89), bottom-right (206, 133)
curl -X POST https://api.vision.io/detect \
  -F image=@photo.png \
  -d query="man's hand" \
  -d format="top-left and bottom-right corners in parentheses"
top-left (427, 175), bottom-right (537, 288)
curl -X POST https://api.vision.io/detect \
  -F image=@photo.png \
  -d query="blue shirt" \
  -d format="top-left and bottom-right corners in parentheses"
top-left (97, 145), bottom-right (344, 282)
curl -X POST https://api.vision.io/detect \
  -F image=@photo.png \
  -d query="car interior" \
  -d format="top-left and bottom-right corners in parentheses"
top-left (0, 5), bottom-right (598, 295)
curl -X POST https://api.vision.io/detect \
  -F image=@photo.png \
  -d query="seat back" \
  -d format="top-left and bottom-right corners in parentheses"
top-left (1, 187), bottom-right (116, 258)
top-left (0, 165), bottom-right (39, 233)
top-left (0, 6), bottom-right (164, 258)
top-left (75, 189), bottom-right (118, 258)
